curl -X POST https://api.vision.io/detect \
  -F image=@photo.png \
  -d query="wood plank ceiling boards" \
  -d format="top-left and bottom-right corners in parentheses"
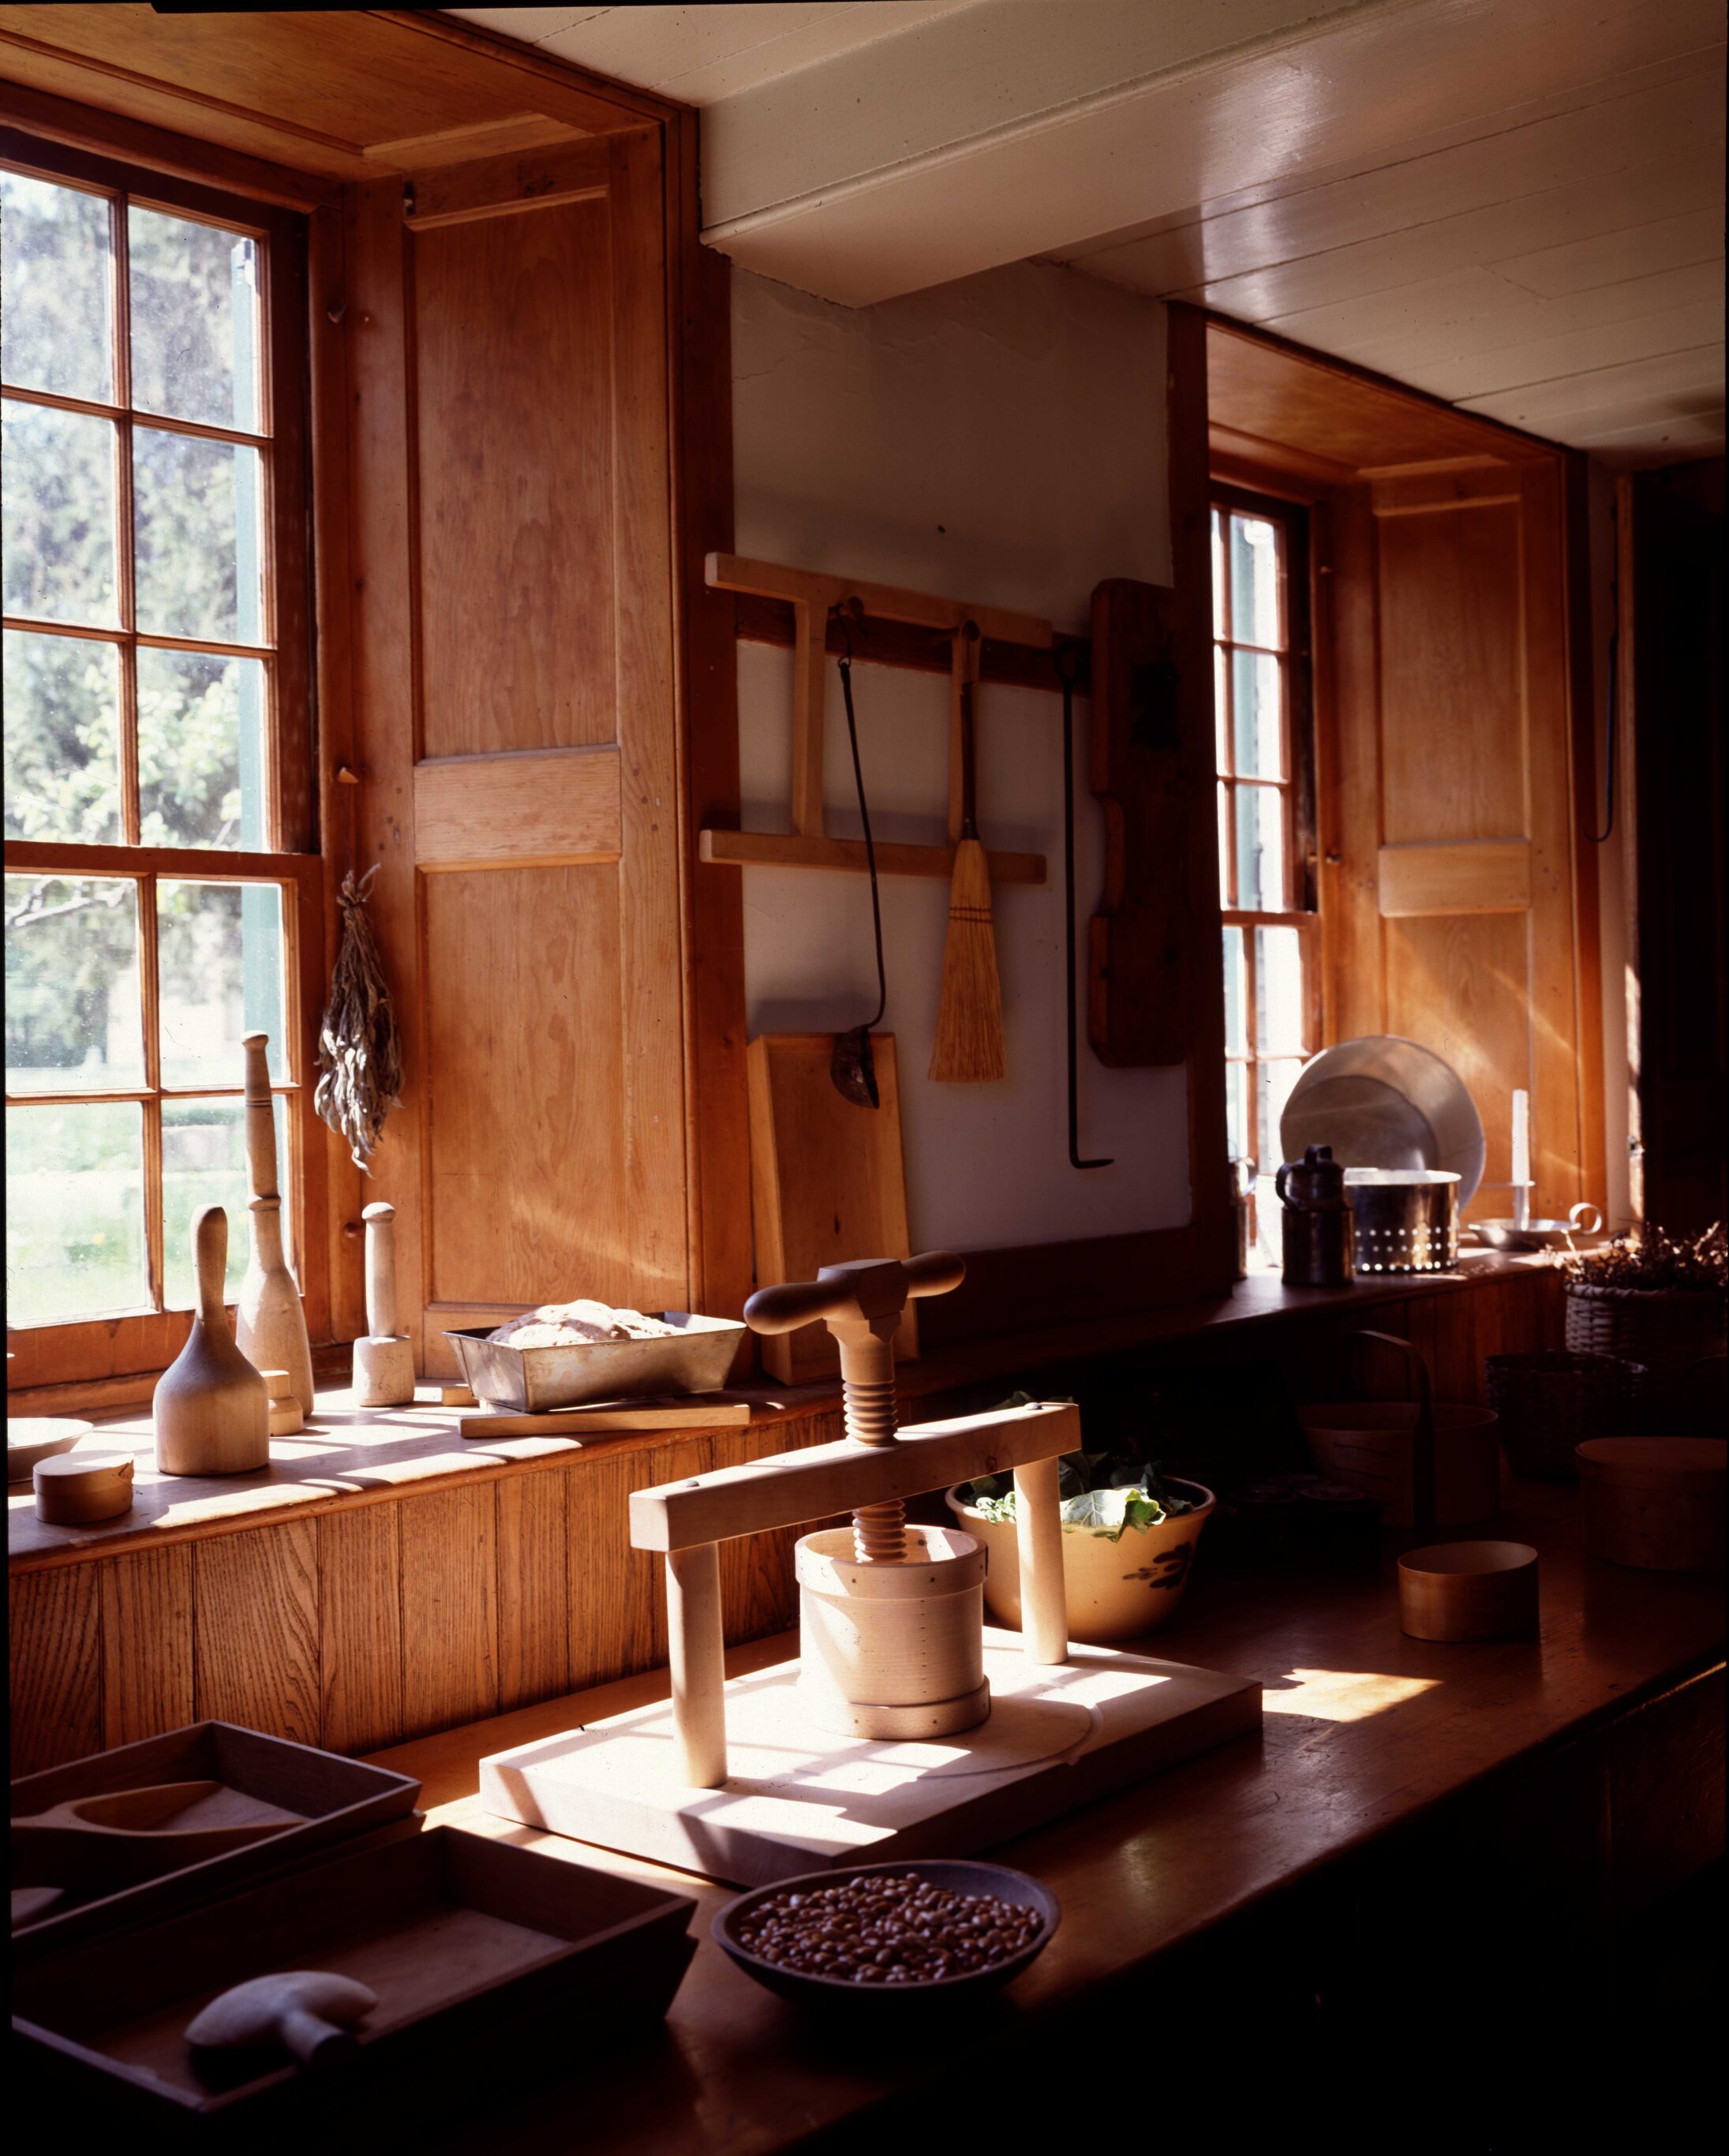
top-left (455, 0), bottom-right (1725, 465)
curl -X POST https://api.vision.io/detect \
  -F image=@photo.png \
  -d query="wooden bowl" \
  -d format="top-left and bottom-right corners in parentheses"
top-left (1398, 1540), bottom-right (1539, 1641)
top-left (713, 1859), bottom-right (1059, 2009)
top-left (8, 1418), bottom-right (92, 1484)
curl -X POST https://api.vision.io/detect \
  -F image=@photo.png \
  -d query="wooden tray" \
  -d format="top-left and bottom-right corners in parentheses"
top-left (13, 1828), bottom-right (697, 2135)
top-left (11, 1722), bottom-right (420, 1956)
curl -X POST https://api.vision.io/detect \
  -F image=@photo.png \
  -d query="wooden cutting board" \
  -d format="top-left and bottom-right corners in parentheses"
top-left (746, 1033), bottom-right (916, 1385)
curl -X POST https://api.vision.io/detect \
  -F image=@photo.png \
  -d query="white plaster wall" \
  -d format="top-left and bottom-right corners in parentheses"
top-left (732, 259), bottom-right (1191, 1253)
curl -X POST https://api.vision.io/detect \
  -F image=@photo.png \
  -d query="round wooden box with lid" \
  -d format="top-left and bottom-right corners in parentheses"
top-left (1576, 1438), bottom-right (1727, 1571)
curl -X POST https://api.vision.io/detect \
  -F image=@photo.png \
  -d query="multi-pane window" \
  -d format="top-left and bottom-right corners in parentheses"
top-left (2, 140), bottom-right (317, 1344)
top-left (1213, 494), bottom-right (1318, 1208)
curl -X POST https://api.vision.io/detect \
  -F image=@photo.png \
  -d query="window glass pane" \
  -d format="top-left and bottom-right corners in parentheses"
top-left (133, 427), bottom-right (264, 644)
top-left (1214, 644), bottom-right (1229, 772)
top-left (5, 874), bottom-right (144, 1092)
top-left (161, 1095), bottom-right (285, 1306)
top-left (1233, 784), bottom-right (1286, 911)
top-left (1226, 1061), bottom-right (1250, 1164)
top-left (1217, 781), bottom-right (1231, 899)
top-left (1, 171), bottom-right (114, 403)
top-left (1230, 512), bottom-right (1282, 649)
top-left (138, 649), bottom-right (267, 849)
top-left (128, 207), bottom-right (261, 432)
top-left (1211, 508), bottom-right (1226, 638)
top-left (1231, 647), bottom-right (1283, 779)
top-left (1256, 924), bottom-right (1304, 1056)
top-left (6, 1100), bottom-right (148, 1323)
top-left (2, 401), bottom-right (119, 626)
top-left (3, 629), bottom-right (122, 845)
top-left (1259, 1056), bottom-right (1304, 1170)
top-left (158, 878), bottom-right (286, 1089)
top-left (1222, 924), bottom-right (1247, 1057)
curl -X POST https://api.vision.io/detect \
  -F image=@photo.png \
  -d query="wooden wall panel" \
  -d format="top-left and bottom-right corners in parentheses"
top-left (497, 1472), bottom-right (571, 1712)
top-left (347, 129), bottom-right (690, 1377)
top-left (10, 1563), bottom-right (102, 1776)
top-left (1375, 500), bottom-right (1525, 844)
top-left (193, 1523), bottom-right (320, 1744)
top-left (99, 1547), bottom-right (193, 1749)
top-left (413, 196), bottom-right (617, 758)
top-left (318, 1506), bottom-right (403, 1756)
top-left (399, 1485), bottom-right (498, 1740)
top-left (1325, 458), bottom-right (1600, 1222)
top-left (423, 867), bottom-right (628, 1310)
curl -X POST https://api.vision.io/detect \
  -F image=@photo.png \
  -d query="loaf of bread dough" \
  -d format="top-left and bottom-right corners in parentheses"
top-left (488, 1299), bottom-right (677, 1348)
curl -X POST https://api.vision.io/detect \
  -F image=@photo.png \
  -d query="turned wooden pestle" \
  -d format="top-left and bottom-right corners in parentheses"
top-left (155, 1207), bottom-right (269, 1477)
top-left (352, 1202), bottom-right (415, 1406)
top-left (234, 1032), bottom-right (314, 1414)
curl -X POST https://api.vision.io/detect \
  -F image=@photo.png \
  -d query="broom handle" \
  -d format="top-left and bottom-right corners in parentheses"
top-left (958, 627), bottom-right (980, 838)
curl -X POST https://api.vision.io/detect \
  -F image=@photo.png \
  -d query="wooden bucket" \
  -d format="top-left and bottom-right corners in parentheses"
top-left (1300, 1330), bottom-right (1501, 1530)
top-left (795, 1524), bottom-right (989, 1739)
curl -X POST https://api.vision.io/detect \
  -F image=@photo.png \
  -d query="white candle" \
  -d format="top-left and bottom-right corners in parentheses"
top-left (1511, 1088), bottom-right (1531, 1192)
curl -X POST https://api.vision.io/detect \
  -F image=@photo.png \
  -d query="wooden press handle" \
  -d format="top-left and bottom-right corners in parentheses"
top-left (241, 1031), bottom-right (278, 1201)
top-left (193, 1205), bottom-right (230, 1329)
top-left (744, 1252), bottom-right (965, 1335)
top-left (362, 1203), bottom-right (398, 1339)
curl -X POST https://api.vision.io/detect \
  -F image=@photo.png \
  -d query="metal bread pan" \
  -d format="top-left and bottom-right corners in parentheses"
top-left (445, 1312), bottom-right (747, 1412)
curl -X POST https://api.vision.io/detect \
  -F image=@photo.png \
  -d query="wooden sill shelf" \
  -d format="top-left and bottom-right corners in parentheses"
top-left (8, 1251), bottom-right (1549, 1572)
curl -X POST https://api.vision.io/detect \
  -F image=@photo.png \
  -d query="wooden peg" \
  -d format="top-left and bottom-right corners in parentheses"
top-left (154, 1207), bottom-right (269, 1477)
top-left (353, 1201), bottom-right (415, 1407)
top-left (234, 1032), bottom-right (314, 1415)
top-left (260, 1369), bottom-right (305, 1436)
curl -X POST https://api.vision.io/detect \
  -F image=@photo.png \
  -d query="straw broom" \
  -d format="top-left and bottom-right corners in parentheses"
top-left (930, 623), bottom-right (1006, 1082)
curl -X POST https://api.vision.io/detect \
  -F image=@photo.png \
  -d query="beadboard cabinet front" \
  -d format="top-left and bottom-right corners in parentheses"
top-left (342, 135), bottom-right (687, 1368)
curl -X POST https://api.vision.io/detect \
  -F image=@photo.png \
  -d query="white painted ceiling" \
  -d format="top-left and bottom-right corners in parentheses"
top-left (452, 2), bottom-right (1726, 465)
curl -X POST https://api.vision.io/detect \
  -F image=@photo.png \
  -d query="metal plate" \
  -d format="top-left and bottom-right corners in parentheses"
top-left (1280, 1035), bottom-right (1485, 1207)
top-left (445, 1312), bottom-right (747, 1413)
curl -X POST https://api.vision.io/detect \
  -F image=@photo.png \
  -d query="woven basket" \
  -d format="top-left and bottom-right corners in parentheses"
top-left (1484, 1351), bottom-right (1645, 1480)
top-left (1563, 1285), bottom-right (1727, 1402)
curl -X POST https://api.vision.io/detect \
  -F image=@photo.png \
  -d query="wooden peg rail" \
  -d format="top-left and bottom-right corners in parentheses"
top-left (701, 552), bottom-right (1087, 888)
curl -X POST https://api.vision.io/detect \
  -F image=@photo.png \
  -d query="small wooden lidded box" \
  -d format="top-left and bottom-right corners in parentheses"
top-left (12, 1829), bottom-right (698, 2132)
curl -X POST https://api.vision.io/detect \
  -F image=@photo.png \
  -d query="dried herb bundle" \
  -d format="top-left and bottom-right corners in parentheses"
top-left (1559, 1222), bottom-right (1727, 1293)
top-left (314, 866), bottom-right (402, 1173)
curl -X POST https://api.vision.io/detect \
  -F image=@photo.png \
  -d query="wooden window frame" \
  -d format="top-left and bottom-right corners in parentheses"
top-left (3, 126), bottom-right (328, 1397)
top-left (1213, 482), bottom-right (1321, 1174)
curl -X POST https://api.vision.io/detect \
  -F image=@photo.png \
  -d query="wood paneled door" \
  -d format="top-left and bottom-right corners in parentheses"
top-left (341, 135), bottom-right (689, 1369)
top-left (1323, 459), bottom-right (1602, 1222)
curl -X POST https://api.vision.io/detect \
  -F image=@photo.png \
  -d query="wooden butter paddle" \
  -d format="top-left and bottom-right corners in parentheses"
top-left (930, 622), bottom-right (1005, 1082)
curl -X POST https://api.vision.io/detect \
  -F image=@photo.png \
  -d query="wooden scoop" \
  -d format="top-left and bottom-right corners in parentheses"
top-left (187, 1970), bottom-right (378, 2071)
top-left (12, 1780), bottom-right (301, 1888)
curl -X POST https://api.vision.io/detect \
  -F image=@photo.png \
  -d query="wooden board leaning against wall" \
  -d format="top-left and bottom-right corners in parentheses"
top-left (1206, 317), bottom-right (1606, 1228)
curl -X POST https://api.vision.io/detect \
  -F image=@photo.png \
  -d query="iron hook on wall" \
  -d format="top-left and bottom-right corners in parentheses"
top-left (1057, 640), bottom-right (1112, 1170)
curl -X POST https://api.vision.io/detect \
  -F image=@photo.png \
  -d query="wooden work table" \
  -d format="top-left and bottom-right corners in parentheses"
top-left (367, 1477), bottom-right (1724, 2155)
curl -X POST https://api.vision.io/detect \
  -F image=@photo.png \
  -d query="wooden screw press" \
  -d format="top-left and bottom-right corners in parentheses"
top-left (629, 1252), bottom-right (1076, 1788)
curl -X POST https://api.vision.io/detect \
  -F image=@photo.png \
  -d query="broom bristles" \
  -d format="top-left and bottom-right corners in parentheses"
top-left (930, 836), bottom-right (1005, 1082)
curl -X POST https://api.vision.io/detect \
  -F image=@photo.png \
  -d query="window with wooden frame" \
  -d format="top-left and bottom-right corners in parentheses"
top-left (1212, 488), bottom-right (1319, 1214)
top-left (2, 132), bottom-right (324, 1385)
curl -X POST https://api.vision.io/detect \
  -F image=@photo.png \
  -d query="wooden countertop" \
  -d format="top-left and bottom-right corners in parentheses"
top-left (8, 1251), bottom-right (1549, 1568)
top-left (367, 1477), bottom-right (1723, 2156)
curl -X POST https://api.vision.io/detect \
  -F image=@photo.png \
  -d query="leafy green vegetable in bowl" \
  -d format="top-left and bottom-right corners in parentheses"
top-left (960, 1405), bottom-right (1196, 1544)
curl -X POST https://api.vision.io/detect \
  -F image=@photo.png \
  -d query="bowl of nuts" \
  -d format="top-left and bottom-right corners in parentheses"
top-left (713, 1860), bottom-right (1059, 2006)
